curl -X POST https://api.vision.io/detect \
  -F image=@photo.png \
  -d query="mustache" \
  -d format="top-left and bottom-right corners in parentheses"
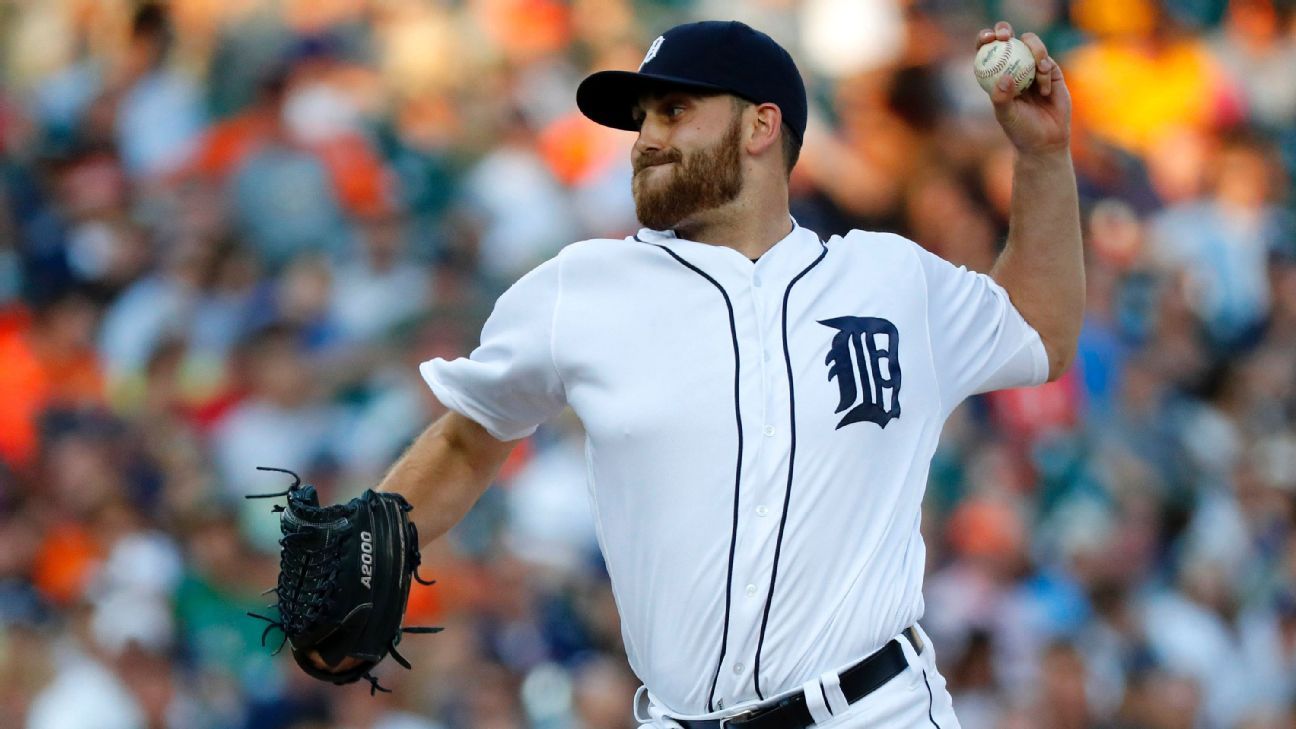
top-left (633, 149), bottom-right (683, 173)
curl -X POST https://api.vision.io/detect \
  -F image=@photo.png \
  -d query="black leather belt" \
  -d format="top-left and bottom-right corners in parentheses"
top-left (680, 627), bottom-right (924, 729)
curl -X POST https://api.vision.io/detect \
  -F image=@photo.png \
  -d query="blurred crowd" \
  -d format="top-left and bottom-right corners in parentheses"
top-left (0, 0), bottom-right (1294, 728)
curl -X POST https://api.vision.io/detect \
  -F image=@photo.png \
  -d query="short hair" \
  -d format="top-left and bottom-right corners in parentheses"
top-left (732, 96), bottom-right (800, 177)
top-left (780, 128), bottom-right (801, 176)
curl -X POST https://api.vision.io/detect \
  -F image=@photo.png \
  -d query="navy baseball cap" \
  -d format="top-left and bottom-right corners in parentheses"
top-left (577, 21), bottom-right (808, 142)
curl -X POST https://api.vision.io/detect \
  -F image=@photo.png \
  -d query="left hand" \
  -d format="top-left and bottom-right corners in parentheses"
top-left (977, 21), bottom-right (1071, 155)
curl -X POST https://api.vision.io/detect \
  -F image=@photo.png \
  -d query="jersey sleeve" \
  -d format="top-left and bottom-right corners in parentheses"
top-left (913, 241), bottom-right (1050, 415)
top-left (419, 257), bottom-right (567, 441)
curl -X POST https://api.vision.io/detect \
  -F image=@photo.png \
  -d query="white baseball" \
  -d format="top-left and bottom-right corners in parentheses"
top-left (974, 37), bottom-right (1035, 96)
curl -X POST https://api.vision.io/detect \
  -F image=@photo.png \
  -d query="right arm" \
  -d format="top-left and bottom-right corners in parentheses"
top-left (305, 410), bottom-right (513, 673)
top-left (309, 256), bottom-right (564, 674)
top-left (377, 411), bottom-right (516, 544)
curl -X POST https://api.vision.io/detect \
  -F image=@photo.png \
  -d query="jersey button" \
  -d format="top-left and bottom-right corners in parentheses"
top-left (756, 505), bottom-right (769, 517)
top-left (753, 276), bottom-right (762, 287)
top-left (746, 584), bottom-right (758, 596)
top-left (763, 425), bottom-right (775, 437)
top-left (734, 663), bottom-right (745, 674)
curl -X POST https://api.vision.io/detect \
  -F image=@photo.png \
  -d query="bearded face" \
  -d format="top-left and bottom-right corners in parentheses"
top-left (632, 108), bottom-right (745, 230)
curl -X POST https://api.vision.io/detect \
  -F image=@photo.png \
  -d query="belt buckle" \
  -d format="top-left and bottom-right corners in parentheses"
top-left (718, 709), bottom-right (758, 729)
top-left (720, 694), bottom-right (798, 729)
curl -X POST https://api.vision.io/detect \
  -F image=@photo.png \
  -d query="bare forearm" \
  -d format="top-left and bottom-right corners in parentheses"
top-left (377, 412), bottom-right (515, 544)
top-left (991, 148), bottom-right (1084, 379)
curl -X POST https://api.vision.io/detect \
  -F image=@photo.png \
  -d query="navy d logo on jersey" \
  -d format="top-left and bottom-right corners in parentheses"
top-left (819, 317), bottom-right (901, 429)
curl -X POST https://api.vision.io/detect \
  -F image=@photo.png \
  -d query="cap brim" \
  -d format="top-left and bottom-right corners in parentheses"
top-left (576, 70), bottom-right (732, 132)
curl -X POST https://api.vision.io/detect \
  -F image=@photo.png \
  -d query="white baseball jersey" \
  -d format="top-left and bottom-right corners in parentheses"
top-left (421, 221), bottom-right (1048, 716)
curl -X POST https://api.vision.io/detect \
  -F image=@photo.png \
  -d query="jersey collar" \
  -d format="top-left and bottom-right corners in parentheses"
top-left (633, 217), bottom-right (824, 281)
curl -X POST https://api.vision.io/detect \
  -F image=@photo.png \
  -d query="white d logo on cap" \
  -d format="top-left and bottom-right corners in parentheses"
top-left (640, 36), bottom-right (665, 70)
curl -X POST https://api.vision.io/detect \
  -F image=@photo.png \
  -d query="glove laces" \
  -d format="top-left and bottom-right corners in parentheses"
top-left (245, 467), bottom-right (348, 653)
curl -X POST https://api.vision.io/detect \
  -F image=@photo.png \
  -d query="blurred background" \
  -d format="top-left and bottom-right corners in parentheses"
top-left (0, 0), bottom-right (1294, 728)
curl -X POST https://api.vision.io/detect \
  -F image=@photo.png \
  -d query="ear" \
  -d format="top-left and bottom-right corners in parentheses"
top-left (745, 102), bottom-right (783, 158)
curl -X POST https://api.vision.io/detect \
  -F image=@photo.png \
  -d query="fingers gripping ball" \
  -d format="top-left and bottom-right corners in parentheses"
top-left (245, 467), bottom-right (442, 695)
top-left (975, 38), bottom-right (1035, 96)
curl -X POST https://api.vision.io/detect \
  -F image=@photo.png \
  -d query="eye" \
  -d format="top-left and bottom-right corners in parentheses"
top-left (666, 105), bottom-right (686, 118)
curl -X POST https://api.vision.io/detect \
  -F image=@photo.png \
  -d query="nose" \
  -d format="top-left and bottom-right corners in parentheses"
top-left (633, 117), bottom-right (667, 158)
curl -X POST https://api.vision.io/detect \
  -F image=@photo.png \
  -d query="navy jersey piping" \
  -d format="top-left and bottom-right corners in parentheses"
top-left (922, 669), bottom-right (943, 728)
top-left (643, 238), bottom-right (745, 713)
top-left (753, 241), bottom-right (828, 699)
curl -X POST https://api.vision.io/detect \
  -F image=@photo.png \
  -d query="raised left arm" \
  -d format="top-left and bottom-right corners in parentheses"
top-left (980, 22), bottom-right (1085, 381)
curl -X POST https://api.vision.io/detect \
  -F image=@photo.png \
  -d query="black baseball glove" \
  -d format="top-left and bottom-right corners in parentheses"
top-left (247, 467), bottom-right (440, 694)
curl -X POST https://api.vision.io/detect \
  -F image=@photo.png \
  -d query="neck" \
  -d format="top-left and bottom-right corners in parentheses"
top-left (671, 181), bottom-right (793, 259)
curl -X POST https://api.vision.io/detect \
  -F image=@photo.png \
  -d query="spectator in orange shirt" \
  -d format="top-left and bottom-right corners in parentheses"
top-left (187, 56), bottom-right (391, 219)
top-left (0, 291), bottom-right (104, 471)
top-left (184, 69), bottom-right (289, 183)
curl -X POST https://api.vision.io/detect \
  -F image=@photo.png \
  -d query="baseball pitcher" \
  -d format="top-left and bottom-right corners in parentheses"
top-left (267, 18), bottom-right (1082, 729)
